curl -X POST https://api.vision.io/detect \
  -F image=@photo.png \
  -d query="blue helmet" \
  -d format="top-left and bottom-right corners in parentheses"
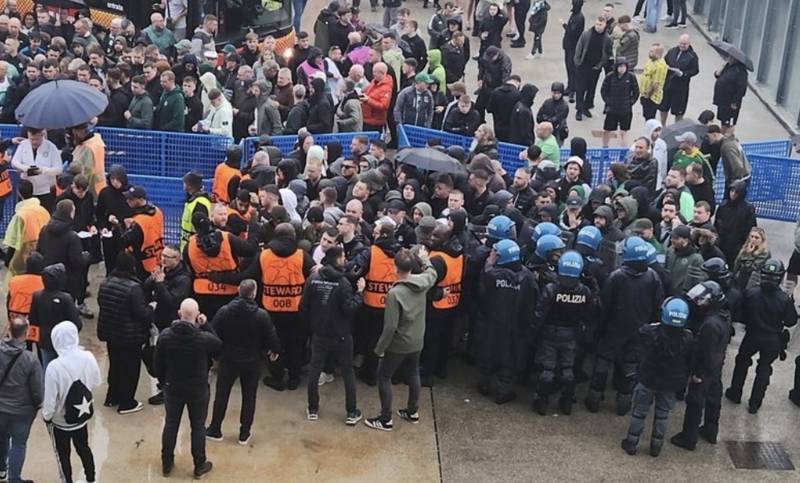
top-left (532, 222), bottom-right (561, 242)
top-left (558, 250), bottom-right (584, 278)
top-left (622, 236), bottom-right (650, 263)
top-left (645, 244), bottom-right (657, 266)
top-left (495, 239), bottom-right (521, 265)
top-left (576, 225), bottom-right (602, 251)
top-left (661, 297), bottom-right (690, 328)
top-left (535, 234), bottom-right (566, 260)
top-left (487, 215), bottom-right (514, 240)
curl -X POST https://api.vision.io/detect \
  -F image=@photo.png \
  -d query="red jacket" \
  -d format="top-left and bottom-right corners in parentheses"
top-left (361, 75), bottom-right (394, 127)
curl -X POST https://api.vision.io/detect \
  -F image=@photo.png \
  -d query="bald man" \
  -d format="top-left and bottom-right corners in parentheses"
top-left (142, 12), bottom-right (177, 56)
top-left (361, 62), bottom-right (394, 133)
top-left (535, 121), bottom-right (562, 169)
top-left (155, 297), bottom-right (221, 478)
top-left (661, 34), bottom-right (699, 125)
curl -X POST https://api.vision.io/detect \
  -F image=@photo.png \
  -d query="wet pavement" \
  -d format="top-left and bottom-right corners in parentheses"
top-left (5, 0), bottom-right (800, 481)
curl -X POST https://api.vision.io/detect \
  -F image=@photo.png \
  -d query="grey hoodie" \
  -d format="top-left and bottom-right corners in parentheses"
top-left (375, 259), bottom-right (438, 356)
top-left (42, 322), bottom-right (101, 430)
top-left (0, 337), bottom-right (43, 416)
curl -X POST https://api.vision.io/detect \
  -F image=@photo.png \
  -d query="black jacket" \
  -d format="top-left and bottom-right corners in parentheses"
top-left (29, 264), bottom-right (82, 353)
top-left (98, 86), bottom-right (132, 128)
top-left (691, 306), bottom-right (731, 379)
top-left (713, 61), bottom-right (748, 107)
top-left (212, 296), bottom-right (280, 363)
top-left (714, 182), bottom-right (756, 264)
top-left (306, 79), bottom-right (334, 134)
top-left (56, 187), bottom-right (95, 231)
top-left (638, 323), bottom-right (694, 392)
top-left (441, 41), bottom-right (467, 83)
top-left (301, 265), bottom-right (363, 337)
top-left (508, 84), bottom-right (539, 146)
top-left (143, 262), bottom-right (192, 330)
top-left (627, 155), bottom-right (658, 194)
top-left (402, 34), bottom-right (428, 71)
top-left (443, 106), bottom-right (480, 136)
top-left (35, 213), bottom-right (89, 299)
top-left (154, 319), bottom-right (221, 399)
top-left (741, 285), bottom-right (797, 335)
top-left (664, 45), bottom-right (699, 94)
top-left (537, 98), bottom-right (569, 134)
top-left (600, 264), bottom-right (663, 339)
top-left (97, 271), bottom-right (154, 345)
top-left (534, 280), bottom-right (597, 330)
top-left (488, 83), bottom-right (521, 142)
top-left (284, 100), bottom-right (310, 134)
top-left (562, 1), bottom-right (585, 50)
top-left (95, 165), bottom-right (132, 231)
top-left (600, 69), bottom-right (640, 115)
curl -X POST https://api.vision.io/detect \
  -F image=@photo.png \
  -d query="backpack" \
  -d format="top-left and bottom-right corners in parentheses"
top-left (63, 366), bottom-right (94, 426)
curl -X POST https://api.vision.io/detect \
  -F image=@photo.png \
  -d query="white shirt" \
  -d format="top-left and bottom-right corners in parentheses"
top-left (166, 0), bottom-right (188, 29)
top-left (11, 138), bottom-right (63, 196)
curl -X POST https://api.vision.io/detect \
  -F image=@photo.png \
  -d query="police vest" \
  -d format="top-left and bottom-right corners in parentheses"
top-left (212, 163), bottom-right (241, 204)
top-left (364, 245), bottom-right (398, 309)
top-left (430, 250), bottom-right (463, 310)
top-left (7, 273), bottom-right (44, 319)
top-left (129, 207), bottom-right (165, 274)
top-left (180, 194), bottom-right (212, 251)
top-left (260, 249), bottom-right (305, 313)
top-left (187, 232), bottom-right (238, 295)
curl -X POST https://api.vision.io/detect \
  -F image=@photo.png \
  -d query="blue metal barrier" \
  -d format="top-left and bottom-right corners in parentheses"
top-left (241, 131), bottom-right (382, 164)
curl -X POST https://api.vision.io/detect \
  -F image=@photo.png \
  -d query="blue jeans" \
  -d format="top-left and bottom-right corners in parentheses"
top-left (0, 412), bottom-right (35, 482)
top-left (645, 0), bottom-right (664, 32)
top-left (292, 0), bottom-right (307, 33)
top-left (41, 347), bottom-right (57, 370)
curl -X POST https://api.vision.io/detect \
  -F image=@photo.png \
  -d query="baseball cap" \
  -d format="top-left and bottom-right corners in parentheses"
top-left (414, 72), bottom-right (434, 84)
top-left (203, 50), bottom-right (218, 60)
top-left (675, 132), bottom-right (697, 144)
top-left (124, 185), bottom-right (147, 200)
top-left (566, 194), bottom-right (582, 208)
top-left (222, 44), bottom-right (237, 54)
top-left (672, 225), bottom-right (692, 239)
top-left (174, 39), bottom-right (192, 51)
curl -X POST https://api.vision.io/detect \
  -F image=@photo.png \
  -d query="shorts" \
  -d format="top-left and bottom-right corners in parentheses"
top-left (788, 250), bottom-right (800, 275)
top-left (659, 87), bottom-right (689, 115)
top-left (603, 112), bottom-right (633, 131)
top-left (717, 105), bottom-right (740, 126)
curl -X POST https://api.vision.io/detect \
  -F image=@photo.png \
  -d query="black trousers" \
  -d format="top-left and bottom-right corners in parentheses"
top-left (680, 371), bottom-right (723, 445)
top-left (269, 313), bottom-right (306, 381)
top-left (355, 308), bottom-right (384, 385)
top-left (536, 327), bottom-right (578, 398)
top-left (49, 424), bottom-right (94, 483)
top-left (378, 351), bottom-right (421, 420)
top-left (106, 342), bottom-right (142, 410)
top-left (729, 331), bottom-right (781, 406)
top-left (514, 0), bottom-right (531, 42)
top-left (307, 334), bottom-right (357, 413)
top-left (575, 66), bottom-right (601, 113)
top-left (209, 360), bottom-right (260, 434)
top-left (162, 388), bottom-right (209, 468)
top-left (421, 312), bottom-right (454, 378)
top-left (564, 47), bottom-right (578, 94)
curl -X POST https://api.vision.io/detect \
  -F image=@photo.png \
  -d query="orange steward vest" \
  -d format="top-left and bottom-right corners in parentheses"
top-left (363, 245), bottom-right (398, 309)
top-left (187, 232), bottom-right (239, 295)
top-left (430, 251), bottom-right (463, 310)
top-left (260, 249), bottom-right (305, 312)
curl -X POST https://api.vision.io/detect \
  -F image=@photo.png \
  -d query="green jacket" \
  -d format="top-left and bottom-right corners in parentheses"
top-left (535, 135), bottom-right (561, 169)
top-left (376, 261), bottom-right (438, 356)
top-left (156, 87), bottom-right (185, 132)
top-left (665, 245), bottom-right (704, 296)
top-left (426, 49), bottom-right (447, 93)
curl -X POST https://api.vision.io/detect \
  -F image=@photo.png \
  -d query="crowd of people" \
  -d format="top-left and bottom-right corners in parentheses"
top-left (0, 0), bottom-right (798, 482)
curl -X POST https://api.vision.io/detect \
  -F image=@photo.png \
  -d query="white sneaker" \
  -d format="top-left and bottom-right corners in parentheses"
top-left (525, 53), bottom-right (535, 60)
top-left (307, 408), bottom-right (319, 421)
top-left (633, 15), bottom-right (643, 23)
top-left (661, 14), bottom-right (671, 20)
top-left (118, 401), bottom-right (143, 415)
top-left (318, 372), bottom-right (335, 386)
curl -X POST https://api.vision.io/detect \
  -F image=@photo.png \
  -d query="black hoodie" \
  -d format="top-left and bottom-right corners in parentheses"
top-left (301, 264), bottom-right (363, 337)
top-left (36, 213), bottom-right (89, 299)
top-left (570, 137), bottom-right (593, 184)
top-left (29, 263), bottom-right (82, 353)
top-left (212, 296), bottom-right (281, 363)
top-left (96, 164), bottom-right (131, 231)
top-left (714, 180), bottom-right (756, 264)
top-left (509, 83), bottom-right (539, 146)
top-left (306, 77), bottom-right (334, 135)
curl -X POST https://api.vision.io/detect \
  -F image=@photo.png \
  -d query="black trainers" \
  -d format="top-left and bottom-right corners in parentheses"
top-left (345, 409), bottom-right (363, 426)
top-left (789, 389), bottom-right (800, 407)
top-left (698, 426), bottom-right (718, 444)
top-left (306, 408), bottom-right (319, 421)
top-left (494, 392), bottom-right (516, 405)
top-left (621, 438), bottom-right (638, 456)
top-left (194, 461), bottom-right (213, 479)
top-left (364, 416), bottom-right (393, 431)
top-left (615, 394), bottom-right (632, 416)
top-left (263, 376), bottom-right (286, 391)
top-left (558, 396), bottom-right (573, 415)
top-left (238, 430), bottom-right (251, 445)
top-left (584, 391), bottom-right (601, 413)
top-left (532, 397), bottom-right (548, 416)
top-left (724, 387), bottom-right (741, 404)
top-left (205, 427), bottom-right (223, 442)
top-left (162, 459), bottom-right (174, 477)
top-left (397, 408), bottom-right (419, 423)
top-left (670, 433), bottom-right (696, 451)
top-left (286, 377), bottom-right (300, 390)
top-left (747, 400), bottom-right (760, 414)
top-left (148, 391), bottom-right (164, 405)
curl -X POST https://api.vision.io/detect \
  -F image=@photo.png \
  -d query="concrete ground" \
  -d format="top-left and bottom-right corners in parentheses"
top-left (6, 1), bottom-right (800, 482)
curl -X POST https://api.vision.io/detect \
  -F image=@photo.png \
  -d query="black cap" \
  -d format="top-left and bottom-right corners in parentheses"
top-left (307, 206), bottom-right (324, 223)
top-left (236, 189), bottom-right (251, 203)
top-left (124, 185), bottom-right (147, 200)
top-left (183, 170), bottom-right (203, 189)
top-left (386, 199), bottom-right (407, 212)
top-left (672, 225), bottom-right (692, 239)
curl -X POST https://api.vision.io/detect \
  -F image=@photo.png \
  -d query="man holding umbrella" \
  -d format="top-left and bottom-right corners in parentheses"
top-left (711, 40), bottom-right (751, 135)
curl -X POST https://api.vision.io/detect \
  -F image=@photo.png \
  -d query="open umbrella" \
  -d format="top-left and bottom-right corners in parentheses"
top-left (16, 80), bottom-right (108, 129)
top-left (396, 147), bottom-right (467, 174)
top-left (661, 119), bottom-right (709, 160)
top-left (709, 39), bottom-right (754, 71)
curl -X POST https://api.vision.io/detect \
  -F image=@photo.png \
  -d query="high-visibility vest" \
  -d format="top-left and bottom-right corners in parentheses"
top-left (187, 231), bottom-right (238, 295)
top-left (0, 166), bottom-right (12, 198)
top-left (9, 201), bottom-right (50, 275)
top-left (363, 245), bottom-right (397, 309)
top-left (226, 206), bottom-right (252, 239)
top-left (212, 163), bottom-right (241, 204)
top-left (430, 250), bottom-right (464, 310)
top-left (77, 134), bottom-right (106, 196)
top-left (129, 207), bottom-right (165, 274)
top-left (260, 249), bottom-right (305, 313)
top-left (180, 193), bottom-right (212, 251)
top-left (7, 273), bottom-right (44, 319)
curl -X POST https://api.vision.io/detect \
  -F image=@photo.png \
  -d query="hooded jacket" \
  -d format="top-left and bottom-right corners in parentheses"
top-left (96, 165), bottom-right (132, 230)
top-left (36, 213), bottom-right (89, 299)
top-left (600, 58), bottom-right (640, 115)
top-left (508, 84), bottom-right (539, 146)
top-left (97, 268), bottom-right (153, 346)
top-left (0, 336), bottom-right (43, 416)
top-left (614, 196), bottom-right (639, 233)
top-left (594, 205), bottom-right (625, 242)
top-left (600, 264), bottom-right (663, 340)
top-left (426, 49), bottom-right (447, 93)
top-left (488, 82), bottom-right (521, 142)
top-left (42, 322), bottom-right (102, 430)
top-left (29, 264), bottom-right (82, 353)
top-left (212, 296), bottom-right (280, 363)
top-left (626, 150), bottom-right (658, 194)
top-left (714, 180), bottom-right (756, 264)
top-left (562, 0), bottom-right (585, 51)
top-left (570, 137), bottom-right (593, 184)
top-left (664, 244), bottom-right (704, 296)
top-left (643, 119), bottom-right (668, 186)
top-left (307, 77), bottom-right (334, 134)
top-left (478, 47), bottom-right (512, 89)
top-left (375, 260), bottom-right (438, 355)
top-left (441, 39), bottom-right (468, 83)
top-left (301, 264), bottom-right (363, 337)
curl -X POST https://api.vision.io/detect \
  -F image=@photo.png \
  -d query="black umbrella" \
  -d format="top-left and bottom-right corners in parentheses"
top-left (661, 119), bottom-right (709, 160)
top-left (396, 147), bottom-right (467, 174)
top-left (16, 80), bottom-right (109, 129)
top-left (709, 39), bottom-right (754, 71)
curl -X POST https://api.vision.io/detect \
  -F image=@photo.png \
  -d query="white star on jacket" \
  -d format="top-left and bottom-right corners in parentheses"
top-left (74, 397), bottom-right (92, 417)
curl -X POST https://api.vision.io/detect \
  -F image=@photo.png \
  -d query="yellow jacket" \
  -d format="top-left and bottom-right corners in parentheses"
top-left (638, 58), bottom-right (668, 104)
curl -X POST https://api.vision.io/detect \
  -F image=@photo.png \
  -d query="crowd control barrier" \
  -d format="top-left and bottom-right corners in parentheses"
top-left (240, 131), bottom-right (382, 164)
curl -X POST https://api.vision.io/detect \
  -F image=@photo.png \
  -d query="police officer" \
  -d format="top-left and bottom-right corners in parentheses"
top-left (725, 259), bottom-right (797, 414)
top-left (532, 251), bottom-right (597, 415)
top-left (476, 239), bottom-right (538, 404)
top-left (671, 281), bottom-right (731, 451)
top-left (700, 257), bottom-right (742, 322)
top-left (120, 185), bottom-right (165, 280)
top-left (572, 225), bottom-right (609, 381)
top-left (180, 171), bottom-right (213, 251)
top-left (526, 233), bottom-right (565, 289)
top-left (586, 236), bottom-right (664, 415)
top-left (422, 225), bottom-right (464, 387)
